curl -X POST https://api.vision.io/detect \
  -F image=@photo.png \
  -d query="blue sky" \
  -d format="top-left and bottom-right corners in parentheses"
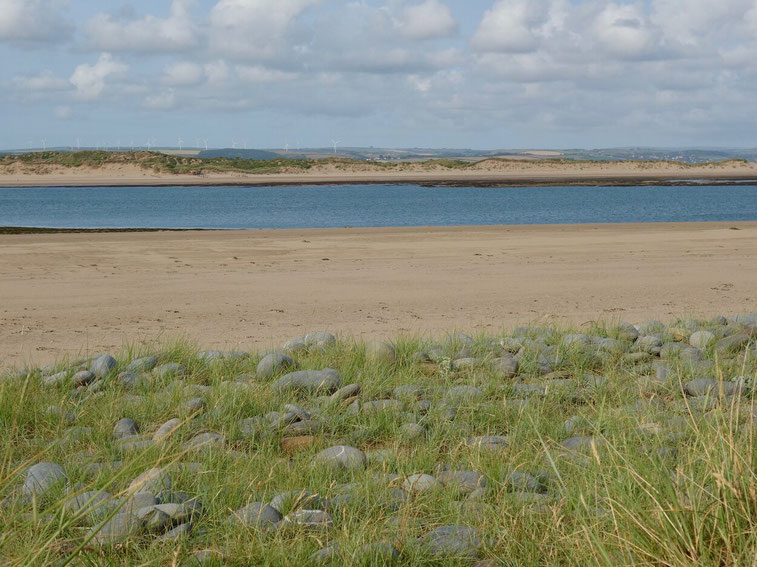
top-left (2, 0), bottom-right (757, 151)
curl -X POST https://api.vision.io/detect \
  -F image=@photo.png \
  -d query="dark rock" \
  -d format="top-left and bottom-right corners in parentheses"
top-left (269, 490), bottom-right (325, 515)
top-left (272, 369), bottom-right (342, 394)
top-left (355, 542), bottom-right (400, 562)
top-left (153, 363), bottom-right (186, 378)
top-left (617, 322), bottom-right (640, 342)
top-left (304, 332), bottom-right (337, 349)
top-left (283, 509), bottom-right (333, 529)
top-left (436, 470), bottom-right (487, 495)
top-left (181, 397), bottom-right (206, 414)
top-left (330, 383), bottom-right (361, 402)
top-left (690, 331), bottom-right (715, 349)
top-left (445, 385), bottom-right (484, 402)
top-left (504, 471), bottom-right (545, 493)
top-left (127, 356), bottom-right (158, 373)
top-left (228, 502), bottom-right (282, 528)
top-left (88, 513), bottom-right (141, 545)
top-left (398, 423), bottom-right (426, 443)
top-left (715, 334), bottom-right (751, 355)
top-left (465, 435), bottom-right (509, 450)
top-left (365, 341), bottom-right (397, 364)
top-left (90, 355), bottom-right (117, 378)
top-left (314, 445), bottom-right (367, 472)
top-left (128, 468), bottom-right (172, 496)
top-left (256, 352), bottom-right (297, 379)
top-left (117, 371), bottom-right (145, 389)
top-left (72, 370), bottom-right (95, 387)
top-left (42, 371), bottom-right (69, 387)
top-left (183, 432), bottom-right (224, 451)
top-left (360, 399), bottom-right (403, 414)
top-left (684, 378), bottom-right (741, 397)
top-left (403, 474), bottom-right (439, 493)
top-left (64, 490), bottom-right (115, 520)
top-left (113, 418), bottom-right (139, 439)
top-left (153, 418), bottom-right (182, 442)
top-left (22, 462), bottom-right (66, 497)
top-left (419, 525), bottom-right (482, 559)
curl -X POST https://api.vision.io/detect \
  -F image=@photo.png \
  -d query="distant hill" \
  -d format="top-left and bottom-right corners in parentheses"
top-left (197, 149), bottom-right (282, 160)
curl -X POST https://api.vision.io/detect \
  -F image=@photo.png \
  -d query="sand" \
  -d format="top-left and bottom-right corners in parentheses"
top-left (1, 159), bottom-right (757, 187)
top-left (1, 222), bottom-right (756, 367)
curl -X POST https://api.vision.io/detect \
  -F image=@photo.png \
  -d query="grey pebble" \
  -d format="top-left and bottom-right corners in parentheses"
top-left (256, 352), bottom-right (297, 379)
top-left (22, 462), bottom-right (67, 497)
top-left (113, 418), bottom-right (139, 439)
top-left (314, 445), bottom-right (367, 472)
top-left (272, 369), bottom-right (342, 394)
top-left (90, 354), bottom-right (117, 378)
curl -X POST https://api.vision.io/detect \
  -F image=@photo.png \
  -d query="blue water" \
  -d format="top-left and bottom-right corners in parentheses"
top-left (0, 184), bottom-right (756, 229)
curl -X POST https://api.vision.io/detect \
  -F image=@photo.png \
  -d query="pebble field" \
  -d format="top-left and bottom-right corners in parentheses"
top-left (1, 315), bottom-right (757, 566)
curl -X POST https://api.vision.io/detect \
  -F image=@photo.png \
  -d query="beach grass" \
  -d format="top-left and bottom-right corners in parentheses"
top-left (0, 319), bottom-right (755, 566)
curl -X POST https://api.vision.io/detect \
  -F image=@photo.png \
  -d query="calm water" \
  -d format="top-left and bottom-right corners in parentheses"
top-left (0, 184), bottom-right (756, 229)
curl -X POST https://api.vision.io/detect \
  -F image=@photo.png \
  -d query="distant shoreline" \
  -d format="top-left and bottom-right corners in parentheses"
top-left (2, 174), bottom-right (757, 189)
top-left (1, 219), bottom-right (753, 235)
top-left (2, 154), bottom-right (757, 188)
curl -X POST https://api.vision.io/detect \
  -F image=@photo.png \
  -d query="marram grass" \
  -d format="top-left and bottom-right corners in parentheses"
top-left (0, 318), bottom-right (755, 566)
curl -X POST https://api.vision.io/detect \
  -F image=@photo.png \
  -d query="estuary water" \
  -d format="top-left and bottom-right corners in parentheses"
top-left (1, 184), bottom-right (756, 229)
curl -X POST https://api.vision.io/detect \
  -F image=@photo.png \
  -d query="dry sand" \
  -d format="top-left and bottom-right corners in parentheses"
top-left (1, 222), bottom-right (756, 367)
top-left (2, 159), bottom-right (757, 187)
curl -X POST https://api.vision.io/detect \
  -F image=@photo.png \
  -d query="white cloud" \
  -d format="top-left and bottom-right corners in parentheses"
top-left (651, 0), bottom-right (754, 46)
top-left (471, 0), bottom-right (549, 53)
top-left (396, 0), bottom-right (458, 40)
top-left (204, 60), bottom-right (230, 85)
top-left (70, 53), bottom-right (128, 101)
top-left (0, 0), bottom-right (73, 44)
top-left (143, 89), bottom-right (177, 110)
top-left (236, 65), bottom-right (298, 83)
top-left (593, 3), bottom-right (658, 60)
top-left (11, 70), bottom-right (69, 92)
top-left (85, 0), bottom-right (198, 53)
top-left (209, 0), bottom-right (319, 60)
top-left (162, 61), bottom-right (205, 86)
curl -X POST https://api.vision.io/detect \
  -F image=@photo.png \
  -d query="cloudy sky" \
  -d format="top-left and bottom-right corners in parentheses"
top-left (1, 0), bottom-right (756, 150)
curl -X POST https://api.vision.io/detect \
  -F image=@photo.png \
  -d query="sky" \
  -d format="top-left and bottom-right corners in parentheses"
top-left (1, 0), bottom-right (757, 151)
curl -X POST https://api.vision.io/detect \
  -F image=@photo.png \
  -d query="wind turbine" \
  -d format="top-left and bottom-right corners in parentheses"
top-left (195, 137), bottom-right (201, 149)
top-left (130, 139), bottom-right (135, 150)
top-left (76, 138), bottom-right (81, 150)
top-left (203, 139), bottom-right (208, 151)
top-left (284, 140), bottom-right (290, 153)
top-left (177, 137), bottom-right (184, 150)
top-left (145, 138), bottom-right (153, 151)
top-left (232, 140), bottom-right (237, 149)
top-left (331, 139), bottom-right (340, 154)
top-left (41, 138), bottom-right (47, 151)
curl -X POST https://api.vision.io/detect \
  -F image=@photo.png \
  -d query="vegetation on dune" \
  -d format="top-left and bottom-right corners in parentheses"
top-left (0, 316), bottom-right (756, 565)
top-left (0, 151), bottom-right (317, 175)
top-left (0, 151), bottom-right (751, 178)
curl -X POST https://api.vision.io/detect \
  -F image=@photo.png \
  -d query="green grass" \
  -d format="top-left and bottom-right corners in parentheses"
top-left (0, 319), bottom-right (755, 565)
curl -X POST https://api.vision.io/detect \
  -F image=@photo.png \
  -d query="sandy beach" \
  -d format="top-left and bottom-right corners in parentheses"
top-left (1, 221), bottom-right (755, 367)
top-left (2, 158), bottom-right (757, 187)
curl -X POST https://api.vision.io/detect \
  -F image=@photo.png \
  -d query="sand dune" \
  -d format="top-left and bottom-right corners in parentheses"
top-left (1, 222), bottom-right (755, 367)
top-left (1, 159), bottom-right (757, 187)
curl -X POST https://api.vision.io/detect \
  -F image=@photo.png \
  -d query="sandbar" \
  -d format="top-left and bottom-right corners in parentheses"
top-left (1, 222), bottom-right (755, 366)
